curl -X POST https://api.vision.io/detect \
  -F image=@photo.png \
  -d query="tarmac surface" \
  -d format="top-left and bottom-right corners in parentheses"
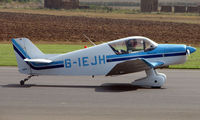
top-left (0, 67), bottom-right (200, 120)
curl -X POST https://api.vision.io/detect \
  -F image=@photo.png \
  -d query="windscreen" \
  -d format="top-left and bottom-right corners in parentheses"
top-left (109, 38), bottom-right (157, 55)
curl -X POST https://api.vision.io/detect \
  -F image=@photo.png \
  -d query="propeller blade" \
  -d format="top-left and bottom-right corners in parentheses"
top-left (186, 46), bottom-right (196, 55)
top-left (186, 49), bottom-right (191, 56)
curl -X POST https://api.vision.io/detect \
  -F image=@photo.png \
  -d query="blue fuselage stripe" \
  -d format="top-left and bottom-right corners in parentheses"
top-left (164, 52), bottom-right (186, 57)
top-left (106, 52), bottom-right (186, 62)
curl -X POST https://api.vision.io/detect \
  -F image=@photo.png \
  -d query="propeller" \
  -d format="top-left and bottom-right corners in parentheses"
top-left (186, 46), bottom-right (196, 56)
top-left (186, 49), bottom-right (191, 56)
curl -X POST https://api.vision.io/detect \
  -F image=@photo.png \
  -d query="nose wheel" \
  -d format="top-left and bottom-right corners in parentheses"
top-left (20, 75), bottom-right (34, 85)
top-left (132, 68), bottom-right (166, 88)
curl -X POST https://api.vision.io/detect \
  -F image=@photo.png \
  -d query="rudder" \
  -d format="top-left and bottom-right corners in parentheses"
top-left (12, 38), bottom-right (44, 74)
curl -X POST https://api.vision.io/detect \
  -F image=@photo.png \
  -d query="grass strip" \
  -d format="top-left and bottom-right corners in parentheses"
top-left (169, 47), bottom-right (200, 69)
top-left (0, 44), bottom-right (87, 66)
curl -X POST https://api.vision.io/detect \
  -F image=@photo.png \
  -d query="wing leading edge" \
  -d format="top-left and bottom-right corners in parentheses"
top-left (106, 59), bottom-right (164, 76)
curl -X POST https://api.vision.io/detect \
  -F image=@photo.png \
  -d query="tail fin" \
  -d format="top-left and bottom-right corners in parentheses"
top-left (12, 38), bottom-right (44, 74)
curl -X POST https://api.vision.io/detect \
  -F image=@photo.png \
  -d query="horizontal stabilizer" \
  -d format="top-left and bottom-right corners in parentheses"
top-left (24, 58), bottom-right (52, 63)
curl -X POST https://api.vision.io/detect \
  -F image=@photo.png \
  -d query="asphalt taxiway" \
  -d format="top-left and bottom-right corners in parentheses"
top-left (0, 67), bottom-right (200, 120)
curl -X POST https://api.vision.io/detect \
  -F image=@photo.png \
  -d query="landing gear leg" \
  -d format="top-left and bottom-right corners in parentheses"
top-left (132, 68), bottom-right (166, 88)
top-left (20, 75), bottom-right (34, 85)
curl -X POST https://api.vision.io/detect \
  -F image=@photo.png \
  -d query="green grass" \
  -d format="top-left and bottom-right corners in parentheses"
top-left (0, 44), bottom-right (87, 66)
top-left (0, 44), bottom-right (200, 69)
top-left (0, 44), bottom-right (16, 66)
top-left (169, 47), bottom-right (200, 69)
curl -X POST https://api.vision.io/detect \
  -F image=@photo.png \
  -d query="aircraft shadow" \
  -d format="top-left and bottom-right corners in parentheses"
top-left (1, 83), bottom-right (164, 92)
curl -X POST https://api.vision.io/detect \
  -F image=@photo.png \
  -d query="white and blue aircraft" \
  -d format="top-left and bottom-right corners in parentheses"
top-left (12, 36), bottom-right (196, 88)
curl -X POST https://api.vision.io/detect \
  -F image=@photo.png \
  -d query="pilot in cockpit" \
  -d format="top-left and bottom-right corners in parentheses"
top-left (126, 39), bottom-right (137, 53)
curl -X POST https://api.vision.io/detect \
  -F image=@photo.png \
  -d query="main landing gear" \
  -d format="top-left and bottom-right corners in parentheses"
top-left (132, 68), bottom-right (166, 88)
top-left (20, 75), bottom-right (34, 85)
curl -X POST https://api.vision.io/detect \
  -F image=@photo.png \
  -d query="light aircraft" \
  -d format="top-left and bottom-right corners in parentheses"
top-left (12, 36), bottom-right (196, 88)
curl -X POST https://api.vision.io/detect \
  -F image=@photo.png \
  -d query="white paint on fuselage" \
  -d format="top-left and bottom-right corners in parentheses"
top-left (31, 43), bottom-right (117, 76)
top-left (147, 55), bottom-right (187, 66)
top-left (30, 42), bottom-right (188, 76)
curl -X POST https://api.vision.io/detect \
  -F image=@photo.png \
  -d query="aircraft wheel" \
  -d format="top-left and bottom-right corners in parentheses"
top-left (151, 86), bottom-right (161, 89)
top-left (20, 80), bottom-right (24, 86)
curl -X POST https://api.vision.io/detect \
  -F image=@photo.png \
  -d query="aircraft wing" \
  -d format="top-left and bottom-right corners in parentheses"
top-left (24, 58), bottom-right (52, 63)
top-left (106, 59), bottom-right (164, 76)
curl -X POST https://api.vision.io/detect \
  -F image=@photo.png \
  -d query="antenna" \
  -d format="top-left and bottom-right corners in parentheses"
top-left (83, 34), bottom-right (96, 46)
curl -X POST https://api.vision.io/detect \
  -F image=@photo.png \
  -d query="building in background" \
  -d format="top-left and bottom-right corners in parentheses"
top-left (174, 5), bottom-right (186, 13)
top-left (44, 0), bottom-right (79, 9)
top-left (187, 6), bottom-right (199, 13)
top-left (140, 0), bottom-right (158, 12)
top-left (160, 6), bottom-right (172, 12)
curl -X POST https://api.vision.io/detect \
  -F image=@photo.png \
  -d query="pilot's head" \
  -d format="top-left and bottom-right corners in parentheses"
top-left (129, 39), bottom-right (137, 47)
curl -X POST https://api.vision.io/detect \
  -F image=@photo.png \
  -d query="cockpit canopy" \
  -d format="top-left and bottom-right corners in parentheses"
top-left (108, 37), bottom-right (157, 55)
